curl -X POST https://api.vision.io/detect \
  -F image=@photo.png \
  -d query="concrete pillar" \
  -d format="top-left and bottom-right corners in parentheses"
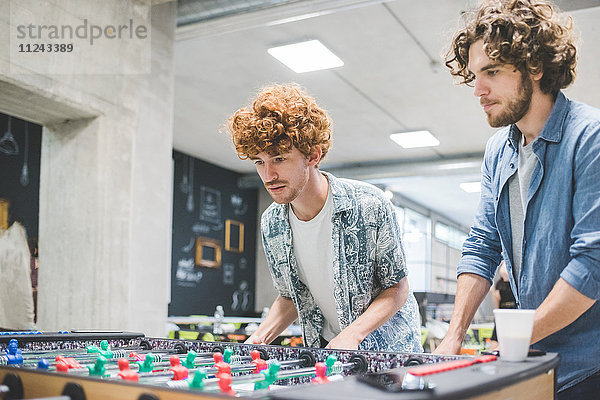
top-left (0, 0), bottom-right (176, 336)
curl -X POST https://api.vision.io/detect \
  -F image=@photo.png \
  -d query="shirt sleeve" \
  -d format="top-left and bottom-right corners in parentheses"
top-left (560, 121), bottom-right (600, 300)
top-left (374, 196), bottom-right (407, 289)
top-left (457, 138), bottom-right (504, 283)
top-left (261, 212), bottom-right (292, 299)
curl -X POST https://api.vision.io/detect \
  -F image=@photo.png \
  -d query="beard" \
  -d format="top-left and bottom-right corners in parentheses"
top-left (265, 166), bottom-right (309, 204)
top-left (266, 180), bottom-right (298, 204)
top-left (486, 72), bottom-right (533, 128)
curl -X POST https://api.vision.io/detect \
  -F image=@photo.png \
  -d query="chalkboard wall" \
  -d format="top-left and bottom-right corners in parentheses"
top-left (170, 150), bottom-right (258, 317)
top-left (0, 113), bottom-right (42, 247)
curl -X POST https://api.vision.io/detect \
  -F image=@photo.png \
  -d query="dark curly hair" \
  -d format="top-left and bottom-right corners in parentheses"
top-left (225, 83), bottom-right (332, 163)
top-left (445, 0), bottom-right (577, 95)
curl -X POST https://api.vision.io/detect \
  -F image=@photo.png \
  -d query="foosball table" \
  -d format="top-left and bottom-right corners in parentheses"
top-left (0, 331), bottom-right (558, 399)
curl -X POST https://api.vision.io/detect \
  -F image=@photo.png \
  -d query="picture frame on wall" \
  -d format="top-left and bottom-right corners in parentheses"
top-left (0, 198), bottom-right (9, 230)
top-left (195, 237), bottom-right (222, 268)
top-left (225, 219), bottom-right (244, 253)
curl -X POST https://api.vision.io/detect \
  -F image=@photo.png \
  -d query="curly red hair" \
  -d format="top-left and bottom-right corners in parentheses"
top-left (226, 83), bottom-right (332, 163)
top-left (445, 0), bottom-right (577, 95)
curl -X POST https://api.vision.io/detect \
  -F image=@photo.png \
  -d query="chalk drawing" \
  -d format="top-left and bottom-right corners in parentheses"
top-left (175, 257), bottom-right (203, 287)
top-left (192, 223), bottom-right (211, 234)
top-left (186, 158), bottom-right (194, 212)
top-left (179, 156), bottom-right (190, 194)
top-left (223, 263), bottom-right (234, 285)
top-left (232, 281), bottom-right (252, 311)
top-left (182, 237), bottom-right (195, 253)
top-left (20, 122), bottom-right (29, 186)
top-left (199, 186), bottom-right (221, 224)
top-left (0, 116), bottom-right (19, 156)
top-left (230, 194), bottom-right (248, 216)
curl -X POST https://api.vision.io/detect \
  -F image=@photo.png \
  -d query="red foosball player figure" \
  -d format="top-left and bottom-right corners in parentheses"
top-left (213, 352), bottom-right (224, 364)
top-left (129, 351), bottom-right (145, 362)
top-left (169, 355), bottom-right (189, 381)
top-left (218, 373), bottom-right (236, 396)
top-left (311, 362), bottom-right (330, 384)
top-left (55, 361), bottom-right (69, 373)
top-left (213, 352), bottom-right (231, 377)
top-left (216, 360), bottom-right (231, 377)
top-left (117, 358), bottom-right (139, 382)
top-left (251, 350), bottom-right (267, 373)
top-left (253, 358), bottom-right (267, 374)
top-left (55, 356), bottom-right (82, 370)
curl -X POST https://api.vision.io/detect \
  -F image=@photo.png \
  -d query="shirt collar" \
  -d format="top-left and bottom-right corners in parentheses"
top-left (508, 91), bottom-right (569, 147)
top-left (538, 91), bottom-right (568, 143)
top-left (321, 171), bottom-right (353, 214)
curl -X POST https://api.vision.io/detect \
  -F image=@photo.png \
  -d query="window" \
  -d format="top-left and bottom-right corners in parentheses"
top-left (396, 206), bottom-right (431, 292)
top-left (435, 222), bottom-right (467, 250)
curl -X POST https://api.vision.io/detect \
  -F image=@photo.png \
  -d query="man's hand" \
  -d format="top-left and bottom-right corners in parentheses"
top-left (245, 295), bottom-right (298, 346)
top-left (433, 273), bottom-right (491, 355)
top-left (432, 336), bottom-right (462, 355)
top-left (325, 279), bottom-right (411, 351)
top-left (244, 334), bottom-right (267, 345)
top-left (325, 329), bottom-right (362, 350)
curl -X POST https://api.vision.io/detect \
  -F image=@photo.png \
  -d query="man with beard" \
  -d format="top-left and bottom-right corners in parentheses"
top-left (224, 83), bottom-right (422, 352)
top-left (434, 1), bottom-right (600, 397)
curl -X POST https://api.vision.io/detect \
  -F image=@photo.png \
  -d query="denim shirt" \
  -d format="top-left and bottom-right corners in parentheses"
top-left (261, 172), bottom-right (422, 353)
top-left (458, 92), bottom-right (600, 390)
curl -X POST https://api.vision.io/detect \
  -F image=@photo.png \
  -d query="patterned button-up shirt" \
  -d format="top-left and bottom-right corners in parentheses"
top-left (261, 172), bottom-right (422, 352)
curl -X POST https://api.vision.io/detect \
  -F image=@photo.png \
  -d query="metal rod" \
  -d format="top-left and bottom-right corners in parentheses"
top-left (27, 397), bottom-right (71, 400)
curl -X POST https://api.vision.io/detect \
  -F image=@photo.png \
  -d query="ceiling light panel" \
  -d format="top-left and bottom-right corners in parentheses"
top-left (389, 130), bottom-right (440, 149)
top-left (267, 40), bottom-right (344, 73)
top-left (459, 181), bottom-right (481, 193)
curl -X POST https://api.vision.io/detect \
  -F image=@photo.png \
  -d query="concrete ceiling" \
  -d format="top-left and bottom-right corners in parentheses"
top-left (172, 0), bottom-right (600, 227)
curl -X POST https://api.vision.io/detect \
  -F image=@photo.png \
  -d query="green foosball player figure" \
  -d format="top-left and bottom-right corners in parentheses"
top-left (87, 356), bottom-right (109, 377)
top-left (86, 340), bottom-right (113, 359)
top-left (136, 353), bottom-right (155, 373)
top-left (190, 369), bottom-right (207, 390)
top-left (182, 350), bottom-right (197, 369)
top-left (254, 362), bottom-right (280, 390)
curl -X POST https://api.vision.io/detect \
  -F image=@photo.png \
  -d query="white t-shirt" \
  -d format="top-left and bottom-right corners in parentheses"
top-left (288, 186), bottom-right (341, 341)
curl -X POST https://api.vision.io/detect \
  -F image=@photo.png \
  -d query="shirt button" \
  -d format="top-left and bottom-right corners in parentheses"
top-left (510, 163), bottom-right (515, 168)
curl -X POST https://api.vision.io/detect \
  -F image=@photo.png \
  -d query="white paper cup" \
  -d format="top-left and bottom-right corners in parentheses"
top-left (493, 309), bottom-right (536, 362)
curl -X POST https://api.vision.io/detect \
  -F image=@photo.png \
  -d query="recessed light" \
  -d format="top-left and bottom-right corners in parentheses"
top-left (438, 161), bottom-right (480, 170)
top-left (389, 130), bottom-right (440, 149)
top-left (267, 40), bottom-right (344, 73)
top-left (460, 181), bottom-right (481, 193)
